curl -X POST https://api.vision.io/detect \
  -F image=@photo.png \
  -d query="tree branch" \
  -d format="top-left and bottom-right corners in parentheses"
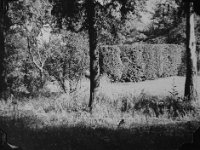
top-left (27, 36), bottom-right (43, 71)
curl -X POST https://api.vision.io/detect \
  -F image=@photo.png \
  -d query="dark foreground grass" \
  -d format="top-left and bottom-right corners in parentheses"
top-left (1, 116), bottom-right (200, 150)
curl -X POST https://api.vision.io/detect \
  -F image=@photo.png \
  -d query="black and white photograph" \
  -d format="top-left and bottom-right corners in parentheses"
top-left (1, 0), bottom-right (200, 149)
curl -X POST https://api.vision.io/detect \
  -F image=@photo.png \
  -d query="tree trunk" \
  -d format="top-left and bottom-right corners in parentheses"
top-left (61, 58), bottom-right (67, 93)
top-left (184, 1), bottom-right (198, 101)
top-left (68, 53), bottom-right (73, 93)
top-left (86, 0), bottom-right (100, 111)
top-left (0, 0), bottom-right (8, 99)
top-left (39, 69), bottom-right (45, 88)
top-left (60, 79), bottom-right (67, 93)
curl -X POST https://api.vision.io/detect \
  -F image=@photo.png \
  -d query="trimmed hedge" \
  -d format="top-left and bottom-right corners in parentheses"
top-left (100, 45), bottom-right (124, 81)
top-left (99, 44), bottom-right (184, 82)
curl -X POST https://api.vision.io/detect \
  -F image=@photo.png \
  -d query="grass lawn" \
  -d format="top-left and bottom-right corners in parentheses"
top-left (100, 76), bottom-right (200, 98)
top-left (1, 76), bottom-right (200, 150)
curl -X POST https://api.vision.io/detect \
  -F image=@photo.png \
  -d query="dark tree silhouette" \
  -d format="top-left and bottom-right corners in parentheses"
top-left (0, 0), bottom-right (13, 99)
top-left (85, 0), bottom-right (100, 110)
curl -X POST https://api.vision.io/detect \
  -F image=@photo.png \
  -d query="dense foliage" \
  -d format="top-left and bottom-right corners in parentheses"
top-left (100, 44), bottom-right (184, 82)
top-left (100, 46), bottom-right (123, 81)
top-left (1, 0), bottom-right (199, 100)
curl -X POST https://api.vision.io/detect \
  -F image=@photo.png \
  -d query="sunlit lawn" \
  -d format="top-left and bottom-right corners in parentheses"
top-left (100, 76), bottom-right (200, 98)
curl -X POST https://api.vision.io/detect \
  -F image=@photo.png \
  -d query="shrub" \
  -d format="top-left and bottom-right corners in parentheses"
top-left (133, 92), bottom-right (196, 119)
top-left (165, 96), bottom-right (195, 118)
top-left (99, 46), bottom-right (124, 81)
top-left (134, 93), bottom-right (165, 117)
top-left (119, 44), bottom-right (146, 82)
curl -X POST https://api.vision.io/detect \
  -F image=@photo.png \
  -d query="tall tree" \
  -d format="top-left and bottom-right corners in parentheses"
top-left (0, 0), bottom-right (15, 99)
top-left (177, 0), bottom-right (200, 101)
top-left (51, 0), bottom-right (100, 110)
top-left (184, 1), bottom-right (198, 101)
top-left (51, 0), bottom-right (146, 111)
top-left (7, 0), bottom-right (53, 94)
top-left (0, 0), bottom-right (7, 99)
top-left (85, 0), bottom-right (99, 110)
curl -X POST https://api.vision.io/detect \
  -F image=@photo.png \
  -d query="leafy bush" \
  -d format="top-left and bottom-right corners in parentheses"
top-left (134, 92), bottom-right (196, 119)
top-left (134, 93), bottom-right (165, 117)
top-left (164, 96), bottom-right (195, 118)
top-left (99, 46), bottom-right (124, 81)
top-left (119, 45), bottom-right (146, 82)
top-left (165, 84), bottom-right (195, 118)
top-left (43, 31), bottom-right (89, 93)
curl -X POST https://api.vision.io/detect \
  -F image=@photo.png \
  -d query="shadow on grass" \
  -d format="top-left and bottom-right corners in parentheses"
top-left (0, 116), bottom-right (200, 150)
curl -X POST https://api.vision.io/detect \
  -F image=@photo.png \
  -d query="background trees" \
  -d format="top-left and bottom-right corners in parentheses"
top-left (5, 0), bottom-right (53, 96)
top-left (1, 0), bottom-right (200, 104)
top-left (139, 0), bottom-right (200, 102)
top-left (5, 0), bottom-right (89, 97)
top-left (142, 0), bottom-right (184, 44)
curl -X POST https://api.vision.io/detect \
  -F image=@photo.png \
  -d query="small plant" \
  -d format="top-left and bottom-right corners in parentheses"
top-left (118, 96), bottom-right (134, 113)
top-left (134, 92), bottom-right (165, 117)
top-left (165, 82), bottom-right (196, 118)
top-left (169, 78), bottom-right (179, 98)
top-left (165, 96), bottom-right (196, 118)
top-left (133, 84), bottom-right (196, 119)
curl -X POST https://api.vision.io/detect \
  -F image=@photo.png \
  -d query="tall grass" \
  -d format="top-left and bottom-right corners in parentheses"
top-left (0, 75), bottom-right (200, 130)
